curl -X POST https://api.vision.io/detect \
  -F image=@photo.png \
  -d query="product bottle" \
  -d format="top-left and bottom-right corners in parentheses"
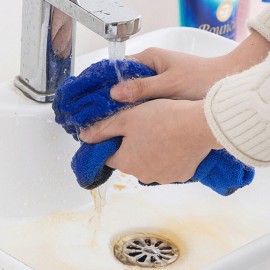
top-left (179, 0), bottom-right (239, 40)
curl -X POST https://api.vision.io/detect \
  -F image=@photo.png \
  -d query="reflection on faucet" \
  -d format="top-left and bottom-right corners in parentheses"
top-left (47, 7), bottom-right (72, 91)
top-left (51, 8), bottom-right (72, 59)
top-left (14, 0), bottom-right (141, 103)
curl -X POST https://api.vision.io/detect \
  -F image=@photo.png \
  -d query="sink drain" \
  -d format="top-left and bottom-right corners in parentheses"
top-left (114, 234), bottom-right (179, 268)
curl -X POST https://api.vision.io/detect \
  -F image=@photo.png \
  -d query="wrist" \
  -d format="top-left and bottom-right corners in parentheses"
top-left (199, 55), bottom-right (233, 98)
top-left (190, 100), bottom-right (222, 150)
top-left (201, 30), bottom-right (270, 99)
top-left (225, 30), bottom-right (270, 74)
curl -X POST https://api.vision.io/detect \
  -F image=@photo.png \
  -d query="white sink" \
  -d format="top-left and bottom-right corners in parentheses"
top-left (0, 27), bottom-right (269, 270)
top-left (0, 82), bottom-right (91, 219)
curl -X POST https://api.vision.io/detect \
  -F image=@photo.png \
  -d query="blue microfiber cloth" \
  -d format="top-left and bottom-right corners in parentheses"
top-left (139, 149), bottom-right (254, 196)
top-left (52, 59), bottom-right (255, 195)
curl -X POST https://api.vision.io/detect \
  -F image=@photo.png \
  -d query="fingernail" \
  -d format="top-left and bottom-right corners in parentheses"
top-left (111, 85), bottom-right (127, 101)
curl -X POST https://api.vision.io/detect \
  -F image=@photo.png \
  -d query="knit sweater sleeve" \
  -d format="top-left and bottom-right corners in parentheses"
top-left (204, 8), bottom-right (270, 167)
top-left (205, 56), bottom-right (270, 167)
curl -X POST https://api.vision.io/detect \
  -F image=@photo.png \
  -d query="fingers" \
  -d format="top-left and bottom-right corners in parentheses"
top-left (110, 73), bottom-right (171, 102)
top-left (111, 48), bottom-right (174, 102)
top-left (128, 47), bottom-right (168, 72)
top-left (80, 111), bottom-right (128, 144)
top-left (105, 148), bottom-right (123, 169)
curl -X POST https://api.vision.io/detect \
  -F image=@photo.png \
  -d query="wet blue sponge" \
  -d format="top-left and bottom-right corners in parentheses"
top-left (53, 59), bottom-right (255, 195)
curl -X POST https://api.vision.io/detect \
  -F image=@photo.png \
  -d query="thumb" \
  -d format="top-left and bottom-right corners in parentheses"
top-left (110, 73), bottom-right (170, 102)
top-left (79, 112), bottom-right (127, 144)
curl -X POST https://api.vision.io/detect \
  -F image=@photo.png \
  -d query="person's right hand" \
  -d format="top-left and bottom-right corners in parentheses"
top-left (111, 31), bottom-right (270, 103)
top-left (110, 47), bottom-right (233, 102)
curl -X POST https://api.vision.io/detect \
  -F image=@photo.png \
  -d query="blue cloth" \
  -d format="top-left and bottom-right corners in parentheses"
top-left (139, 149), bottom-right (254, 196)
top-left (52, 59), bottom-right (255, 195)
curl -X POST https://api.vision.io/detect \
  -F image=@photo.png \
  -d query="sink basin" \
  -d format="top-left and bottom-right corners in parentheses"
top-left (0, 82), bottom-right (91, 219)
top-left (0, 27), bottom-right (269, 270)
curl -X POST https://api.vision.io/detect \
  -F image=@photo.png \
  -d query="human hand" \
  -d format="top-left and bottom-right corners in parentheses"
top-left (110, 48), bottom-right (232, 102)
top-left (110, 31), bottom-right (270, 103)
top-left (80, 99), bottom-right (221, 184)
top-left (52, 59), bottom-right (156, 140)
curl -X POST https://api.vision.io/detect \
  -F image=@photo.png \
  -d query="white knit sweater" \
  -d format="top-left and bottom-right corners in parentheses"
top-left (205, 7), bottom-right (270, 167)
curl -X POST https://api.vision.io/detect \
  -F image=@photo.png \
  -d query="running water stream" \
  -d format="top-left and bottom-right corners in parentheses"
top-left (108, 41), bottom-right (126, 61)
top-left (89, 185), bottom-right (108, 244)
top-left (89, 40), bottom-right (127, 244)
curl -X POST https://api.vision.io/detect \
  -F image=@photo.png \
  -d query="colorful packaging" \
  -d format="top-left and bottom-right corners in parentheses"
top-left (179, 0), bottom-right (239, 40)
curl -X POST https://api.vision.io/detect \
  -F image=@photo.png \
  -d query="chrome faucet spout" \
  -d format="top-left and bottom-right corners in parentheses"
top-left (14, 0), bottom-right (141, 103)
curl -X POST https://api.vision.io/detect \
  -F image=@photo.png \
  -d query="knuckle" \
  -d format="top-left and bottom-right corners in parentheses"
top-left (142, 47), bottom-right (165, 73)
top-left (177, 172), bottom-right (193, 183)
top-left (85, 124), bottom-right (102, 142)
top-left (135, 172), bottom-right (156, 184)
top-left (144, 47), bottom-right (160, 57)
top-left (129, 79), bottom-right (147, 101)
top-left (91, 122), bottom-right (102, 135)
top-left (86, 131), bottom-right (97, 143)
top-left (155, 179), bottom-right (166, 185)
top-left (134, 79), bottom-right (145, 93)
top-left (113, 112), bottom-right (127, 132)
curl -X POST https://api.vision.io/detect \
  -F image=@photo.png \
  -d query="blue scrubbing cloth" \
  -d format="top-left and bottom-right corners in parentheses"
top-left (52, 59), bottom-right (255, 195)
top-left (139, 149), bottom-right (254, 196)
top-left (53, 59), bottom-right (154, 189)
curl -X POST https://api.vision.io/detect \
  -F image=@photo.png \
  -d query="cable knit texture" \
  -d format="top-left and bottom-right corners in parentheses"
top-left (248, 7), bottom-right (270, 42)
top-left (205, 55), bottom-right (270, 167)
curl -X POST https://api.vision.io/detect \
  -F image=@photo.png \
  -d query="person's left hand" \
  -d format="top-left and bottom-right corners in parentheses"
top-left (80, 99), bottom-right (221, 184)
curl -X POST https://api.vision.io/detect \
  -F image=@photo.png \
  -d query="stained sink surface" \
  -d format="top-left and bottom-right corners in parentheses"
top-left (0, 27), bottom-right (269, 270)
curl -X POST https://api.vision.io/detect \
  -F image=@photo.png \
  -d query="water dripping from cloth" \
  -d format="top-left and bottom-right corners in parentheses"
top-left (89, 184), bottom-right (107, 245)
top-left (88, 41), bottom-right (129, 244)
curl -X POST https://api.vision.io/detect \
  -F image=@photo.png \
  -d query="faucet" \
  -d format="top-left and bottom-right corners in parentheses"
top-left (14, 0), bottom-right (141, 103)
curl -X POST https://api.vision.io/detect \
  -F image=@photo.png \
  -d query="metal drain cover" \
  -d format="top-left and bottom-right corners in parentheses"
top-left (114, 234), bottom-right (179, 268)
